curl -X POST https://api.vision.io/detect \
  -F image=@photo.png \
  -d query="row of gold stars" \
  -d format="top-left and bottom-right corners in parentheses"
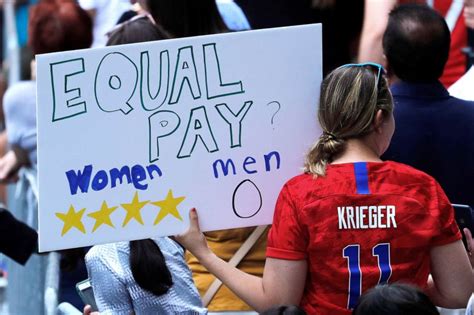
top-left (55, 190), bottom-right (185, 236)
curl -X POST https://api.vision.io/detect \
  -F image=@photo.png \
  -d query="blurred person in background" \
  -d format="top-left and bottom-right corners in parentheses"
top-left (449, 0), bottom-right (474, 100)
top-left (78, 0), bottom-right (131, 47)
top-left (358, 0), bottom-right (470, 87)
top-left (234, 0), bottom-right (364, 75)
top-left (140, 0), bottom-right (229, 37)
top-left (465, 0), bottom-right (474, 28)
top-left (116, 0), bottom-right (251, 32)
top-left (215, 0), bottom-right (251, 31)
top-left (382, 4), bottom-right (474, 210)
top-left (0, 0), bottom-right (92, 181)
top-left (352, 283), bottom-right (440, 315)
top-left (0, 0), bottom-right (38, 203)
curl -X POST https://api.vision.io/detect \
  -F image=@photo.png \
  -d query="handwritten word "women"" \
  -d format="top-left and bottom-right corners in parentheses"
top-left (66, 164), bottom-right (162, 195)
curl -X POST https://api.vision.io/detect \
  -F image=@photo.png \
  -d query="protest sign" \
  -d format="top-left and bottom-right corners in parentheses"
top-left (37, 24), bottom-right (322, 251)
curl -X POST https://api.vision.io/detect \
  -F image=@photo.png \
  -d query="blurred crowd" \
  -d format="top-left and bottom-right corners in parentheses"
top-left (0, 0), bottom-right (474, 315)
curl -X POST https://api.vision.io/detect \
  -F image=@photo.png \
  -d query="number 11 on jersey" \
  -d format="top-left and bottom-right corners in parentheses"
top-left (343, 243), bottom-right (392, 309)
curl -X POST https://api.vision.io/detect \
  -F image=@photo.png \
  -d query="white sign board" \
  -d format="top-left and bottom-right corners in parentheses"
top-left (37, 24), bottom-right (322, 251)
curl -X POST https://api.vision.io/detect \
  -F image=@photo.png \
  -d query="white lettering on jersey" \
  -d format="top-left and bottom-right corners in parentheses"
top-left (338, 205), bottom-right (397, 230)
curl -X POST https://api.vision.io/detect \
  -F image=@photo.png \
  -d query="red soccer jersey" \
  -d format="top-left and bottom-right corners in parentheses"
top-left (267, 161), bottom-right (461, 315)
top-left (434, 0), bottom-right (467, 87)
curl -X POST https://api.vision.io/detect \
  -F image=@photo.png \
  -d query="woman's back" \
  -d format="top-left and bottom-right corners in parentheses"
top-left (175, 63), bottom-right (473, 315)
top-left (86, 237), bottom-right (206, 314)
top-left (267, 161), bottom-right (461, 314)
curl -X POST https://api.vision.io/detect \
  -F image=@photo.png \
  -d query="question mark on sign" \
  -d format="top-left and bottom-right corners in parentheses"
top-left (266, 101), bottom-right (281, 125)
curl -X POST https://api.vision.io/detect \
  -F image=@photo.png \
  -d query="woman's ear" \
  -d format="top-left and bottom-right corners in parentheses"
top-left (373, 109), bottom-right (385, 133)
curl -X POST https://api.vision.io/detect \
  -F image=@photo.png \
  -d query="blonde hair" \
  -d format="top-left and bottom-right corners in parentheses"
top-left (304, 65), bottom-right (393, 176)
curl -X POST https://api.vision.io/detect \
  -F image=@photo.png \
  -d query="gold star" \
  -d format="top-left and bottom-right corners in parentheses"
top-left (151, 189), bottom-right (185, 225)
top-left (121, 192), bottom-right (149, 227)
top-left (55, 205), bottom-right (86, 236)
top-left (88, 201), bottom-right (118, 232)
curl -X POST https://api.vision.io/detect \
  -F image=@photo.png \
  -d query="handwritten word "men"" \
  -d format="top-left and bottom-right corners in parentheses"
top-left (212, 151), bottom-right (281, 178)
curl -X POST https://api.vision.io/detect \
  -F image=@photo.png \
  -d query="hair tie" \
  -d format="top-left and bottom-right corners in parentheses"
top-left (321, 131), bottom-right (338, 141)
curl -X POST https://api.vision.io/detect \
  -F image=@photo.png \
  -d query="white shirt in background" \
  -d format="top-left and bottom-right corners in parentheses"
top-left (78, 0), bottom-right (131, 47)
top-left (216, 0), bottom-right (251, 31)
top-left (449, 66), bottom-right (474, 101)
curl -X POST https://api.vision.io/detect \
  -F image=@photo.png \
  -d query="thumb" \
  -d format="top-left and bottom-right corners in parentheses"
top-left (188, 208), bottom-right (200, 231)
top-left (464, 228), bottom-right (473, 250)
top-left (464, 228), bottom-right (472, 238)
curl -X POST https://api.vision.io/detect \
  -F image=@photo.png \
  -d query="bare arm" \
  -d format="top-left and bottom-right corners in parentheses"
top-left (465, 0), bottom-right (474, 29)
top-left (176, 209), bottom-right (307, 312)
top-left (0, 146), bottom-right (30, 183)
top-left (426, 240), bottom-right (474, 308)
top-left (464, 228), bottom-right (474, 268)
top-left (358, 0), bottom-right (397, 65)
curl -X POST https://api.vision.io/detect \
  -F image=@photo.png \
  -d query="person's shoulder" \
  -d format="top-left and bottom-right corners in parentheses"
top-left (152, 237), bottom-right (184, 256)
top-left (85, 242), bottom-right (126, 266)
top-left (383, 160), bottom-right (427, 175)
top-left (448, 95), bottom-right (474, 110)
top-left (6, 80), bottom-right (35, 90)
top-left (284, 173), bottom-right (314, 189)
top-left (382, 161), bottom-right (437, 185)
top-left (4, 81), bottom-right (35, 102)
top-left (281, 173), bottom-right (319, 202)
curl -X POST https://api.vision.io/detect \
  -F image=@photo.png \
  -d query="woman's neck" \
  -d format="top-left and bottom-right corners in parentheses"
top-left (331, 137), bottom-right (382, 164)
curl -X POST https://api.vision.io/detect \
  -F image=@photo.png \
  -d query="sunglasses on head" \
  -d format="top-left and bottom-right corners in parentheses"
top-left (338, 62), bottom-right (386, 88)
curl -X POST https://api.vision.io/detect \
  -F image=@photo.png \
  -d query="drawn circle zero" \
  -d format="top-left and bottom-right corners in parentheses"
top-left (232, 179), bottom-right (263, 219)
top-left (109, 75), bottom-right (122, 90)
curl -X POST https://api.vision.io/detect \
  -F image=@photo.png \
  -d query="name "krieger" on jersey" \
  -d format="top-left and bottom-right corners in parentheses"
top-left (337, 205), bottom-right (397, 230)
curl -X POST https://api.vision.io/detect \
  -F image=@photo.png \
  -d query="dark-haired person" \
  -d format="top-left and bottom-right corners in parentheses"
top-left (84, 17), bottom-right (205, 315)
top-left (140, 0), bottom-right (229, 37)
top-left (358, 0), bottom-right (468, 87)
top-left (352, 283), bottom-right (440, 315)
top-left (105, 14), bottom-right (171, 46)
top-left (85, 238), bottom-right (205, 314)
top-left (176, 63), bottom-right (473, 314)
top-left (382, 4), bottom-right (474, 209)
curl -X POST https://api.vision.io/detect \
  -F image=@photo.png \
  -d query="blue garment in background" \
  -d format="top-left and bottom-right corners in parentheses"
top-left (382, 81), bottom-right (474, 208)
top-left (3, 81), bottom-right (37, 165)
top-left (216, 0), bottom-right (251, 31)
top-left (15, 1), bottom-right (38, 46)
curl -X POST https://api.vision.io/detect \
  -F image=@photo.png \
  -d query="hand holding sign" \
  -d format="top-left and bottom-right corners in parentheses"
top-left (175, 208), bottom-right (210, 260)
